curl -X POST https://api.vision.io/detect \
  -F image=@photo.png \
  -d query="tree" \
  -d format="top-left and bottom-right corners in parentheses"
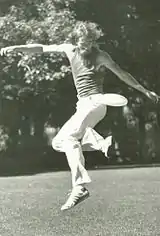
top-left (0, 0), bottom-right (160, 165)
top-left (0, 0), bottom-right (76, 156)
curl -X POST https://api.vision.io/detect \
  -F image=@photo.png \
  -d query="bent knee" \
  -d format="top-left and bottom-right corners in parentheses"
top-left (52, 137), bottom-right (60, 151)
top-left (52, 136), bottom-right (80, 151)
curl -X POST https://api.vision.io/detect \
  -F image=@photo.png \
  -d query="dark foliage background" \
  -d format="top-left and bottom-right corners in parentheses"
top-left (0, 0), bottom-right (160, 172)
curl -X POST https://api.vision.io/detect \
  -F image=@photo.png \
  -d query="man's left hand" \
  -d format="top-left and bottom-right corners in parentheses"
top-left (146, 91), bottom-right (159, 104)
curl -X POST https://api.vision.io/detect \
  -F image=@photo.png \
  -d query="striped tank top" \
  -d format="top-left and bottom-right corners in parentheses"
top-left (70, 47), bottom-right (105, 98)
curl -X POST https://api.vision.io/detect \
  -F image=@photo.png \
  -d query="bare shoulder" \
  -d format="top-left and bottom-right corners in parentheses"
top-left (97, 49), bottom-right (116, 69)
top-left (62, 43), bottom-right (76, 61)
top-left (98, 49), bottom-right (111, 63)
top-left (61, 43), bottom-right (75, 52)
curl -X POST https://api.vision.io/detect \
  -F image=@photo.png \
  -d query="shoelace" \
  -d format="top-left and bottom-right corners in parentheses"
top-left (67, 188), bottom-right (85, 204)
top-left (69, 191), bottom-right (83, 203)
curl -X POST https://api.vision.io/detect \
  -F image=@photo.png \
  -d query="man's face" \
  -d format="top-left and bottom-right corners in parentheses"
top-left (77, 36), bottom-right (94, 53)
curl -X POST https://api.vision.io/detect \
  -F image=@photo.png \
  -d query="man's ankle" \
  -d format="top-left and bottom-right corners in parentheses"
top-left (74, 185), bottom-right (85, 190)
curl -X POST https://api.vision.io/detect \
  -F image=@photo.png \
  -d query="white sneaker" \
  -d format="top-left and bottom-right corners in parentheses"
top-left (101, 135), bottom-right (112, 158)
top-left (61, 186), bottom-right (89, 211)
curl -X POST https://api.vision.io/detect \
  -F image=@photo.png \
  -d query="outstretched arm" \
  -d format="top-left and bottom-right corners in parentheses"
top-left (0, 43), bottom-right (72, 55)
top-left (100, 51), bottom-right (159, 103)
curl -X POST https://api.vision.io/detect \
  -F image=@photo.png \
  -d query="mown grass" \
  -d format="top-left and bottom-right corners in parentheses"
top-left (0, 167), bottom-right (160, 236)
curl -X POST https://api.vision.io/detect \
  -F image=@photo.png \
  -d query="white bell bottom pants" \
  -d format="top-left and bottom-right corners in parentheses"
top-left (52, 94), bottom-right (107, 188)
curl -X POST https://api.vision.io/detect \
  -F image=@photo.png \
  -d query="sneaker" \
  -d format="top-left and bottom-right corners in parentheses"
top-left (101, 135), bottom-right (112, 158)
top-left (61, 186), bottom-right (89, 211)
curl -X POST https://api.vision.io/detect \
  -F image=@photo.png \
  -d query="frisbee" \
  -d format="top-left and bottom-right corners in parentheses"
top-left (99, 93), bottom-right (128, 107)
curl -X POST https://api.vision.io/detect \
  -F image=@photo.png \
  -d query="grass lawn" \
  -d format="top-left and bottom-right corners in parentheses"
top-left (0, 167), bottom-right (160, 236)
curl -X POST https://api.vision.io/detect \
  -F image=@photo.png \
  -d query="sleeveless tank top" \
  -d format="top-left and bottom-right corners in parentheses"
top-left (70, 48), bottom-right (105, 98)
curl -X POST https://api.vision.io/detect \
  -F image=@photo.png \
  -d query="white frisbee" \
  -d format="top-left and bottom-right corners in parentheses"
top-left (99, 93), bottom-right (128, 107)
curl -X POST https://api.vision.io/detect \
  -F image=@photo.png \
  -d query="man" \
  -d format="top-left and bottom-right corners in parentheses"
top-left (1, 21), bottom-right (159, 211)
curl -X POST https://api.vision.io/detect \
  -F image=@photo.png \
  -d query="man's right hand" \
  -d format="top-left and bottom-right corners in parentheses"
top-left (0, 46), bottom-right (16, 56)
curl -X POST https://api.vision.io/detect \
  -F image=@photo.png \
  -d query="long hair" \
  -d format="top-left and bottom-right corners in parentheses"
top-left (69, 21), bottom-right (104, 67)
top-left (72, 21), bottom-right (103, 44)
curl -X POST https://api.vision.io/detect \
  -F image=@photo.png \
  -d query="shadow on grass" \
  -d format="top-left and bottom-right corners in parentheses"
top-left (0, 149), bottom-right (160, 177)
